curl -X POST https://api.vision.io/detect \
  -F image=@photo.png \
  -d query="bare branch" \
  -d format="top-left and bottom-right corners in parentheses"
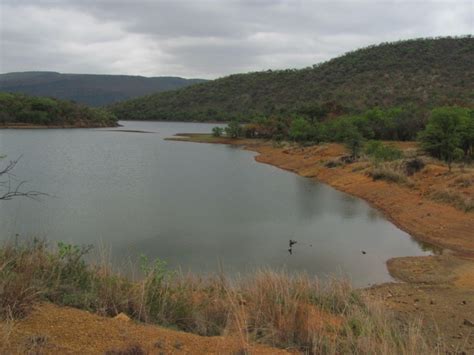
top-left (0, 156), bottom-right (48, 201)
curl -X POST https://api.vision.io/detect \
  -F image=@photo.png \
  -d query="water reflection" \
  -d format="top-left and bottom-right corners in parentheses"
top-left (295, 177), bottom-right (324, 220)
top-left (338, 193), bottom-right (360, 219)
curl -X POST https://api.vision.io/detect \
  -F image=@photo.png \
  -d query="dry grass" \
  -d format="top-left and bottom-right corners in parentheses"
top-left (0, 239), bottom-right (435, 353)
top-left (0, 315), bottom-right (15, 353)
top-left (430, 189), bottom-right (474, 212)
top-left (453, 174), bottom-right (473, 188)
top-left (367, 162), bottom-right (415, 188)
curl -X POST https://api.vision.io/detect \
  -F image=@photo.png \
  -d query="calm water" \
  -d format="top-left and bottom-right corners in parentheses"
top-left (0, 121), bottom-right (431, 286)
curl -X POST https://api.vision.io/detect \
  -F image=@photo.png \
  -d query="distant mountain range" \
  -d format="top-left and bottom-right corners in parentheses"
top-left (109, 36), bottom-right (474, 122)
top-left (0, 72), bottom-right (207, 107)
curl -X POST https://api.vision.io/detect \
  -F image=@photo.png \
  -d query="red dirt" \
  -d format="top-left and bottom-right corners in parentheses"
top-left (3, 303), bottom-right (291, 354)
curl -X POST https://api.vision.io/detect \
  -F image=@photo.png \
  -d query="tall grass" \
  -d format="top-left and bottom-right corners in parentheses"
top-left (0, 239), bottom-right (433, 353)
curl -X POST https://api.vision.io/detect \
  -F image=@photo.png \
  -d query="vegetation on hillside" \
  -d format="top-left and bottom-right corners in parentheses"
top-left (0, 92), bottom-right (117, 127)
top-left (0, 72), bottom-right (207, 107)
top-left (0, 239), bottom-right (432, 353)
top-left (110, 36), bottom-right (474, 121)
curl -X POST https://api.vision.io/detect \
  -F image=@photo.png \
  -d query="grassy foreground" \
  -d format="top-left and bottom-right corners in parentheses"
top-left (0, 239), bottom-right (432, 354)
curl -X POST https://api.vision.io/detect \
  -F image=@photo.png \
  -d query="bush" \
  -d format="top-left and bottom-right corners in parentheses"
top-left (225, 120), bottom-right (242, 138)
top-left (211, 126), bottom-right (224, 137)
top-left (419, 107), bottom-right (470, 170)
top-left (403, 158), bottom-right (425, 176)
top-left (344, 128), bottom-right (364, 160)
top-left (365, 141), bottom-right (403, 162)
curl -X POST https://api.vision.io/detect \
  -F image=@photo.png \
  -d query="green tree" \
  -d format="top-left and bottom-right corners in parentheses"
top-left (344, 128), bottom-right (364, 160)
top-left (225, 120), bottom-right (242, 138)
top-left (288, 117), bottom-right (311, 141)
top-left (212, 126), bottom-right (224, 137)
top-left (419, 107), bottom-right (467, 170)
top-left (459, 110), bottom-right (474, 158)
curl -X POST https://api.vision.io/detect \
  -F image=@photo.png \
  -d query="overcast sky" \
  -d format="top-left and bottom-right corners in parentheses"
top-left (0, 0), bottom-right (472, 79)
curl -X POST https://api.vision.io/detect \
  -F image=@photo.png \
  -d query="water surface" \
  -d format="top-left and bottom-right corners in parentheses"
top-left (0, 121), bottom-right (432, 286)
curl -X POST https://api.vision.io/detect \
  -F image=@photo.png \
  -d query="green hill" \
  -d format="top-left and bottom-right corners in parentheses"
top-left (109, 36), bottom-right (474, 122)
top-left (0, 92), bottom-right (117, 127)
top-left (0, 72), bottom-right (207, 107)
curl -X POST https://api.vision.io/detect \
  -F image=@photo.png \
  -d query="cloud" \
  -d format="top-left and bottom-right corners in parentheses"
top-left (1, 0), bottom-right (472, 78)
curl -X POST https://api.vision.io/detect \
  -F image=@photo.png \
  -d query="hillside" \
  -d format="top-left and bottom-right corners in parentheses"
top-left (0, 72), bottom-right (207, 107)
top-left (0, 92), bottom-right (117, 127)
top-left (109, 36), bottom-right (474, 122)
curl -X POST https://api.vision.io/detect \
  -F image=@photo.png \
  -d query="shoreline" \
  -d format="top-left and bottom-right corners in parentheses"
top-left (0, 123), bottom-right (121, 129)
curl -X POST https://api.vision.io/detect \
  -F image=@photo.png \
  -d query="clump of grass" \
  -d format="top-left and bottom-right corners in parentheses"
top-left (0, 239), bottom-right (434, 353)
top-left (105, 344), bottom-right (146, 355)
top-left (368, 164), bottom-right (410, 185)
top-left (430, 189), bottom-right (474, 212)
top-left (324, 159), bottom-right (343, 168)
top-left (453, 174), bottom-right (473, 188)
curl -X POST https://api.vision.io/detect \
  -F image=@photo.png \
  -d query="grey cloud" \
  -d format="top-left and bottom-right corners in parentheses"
top-left (1, 0), bottom-right (472, 78)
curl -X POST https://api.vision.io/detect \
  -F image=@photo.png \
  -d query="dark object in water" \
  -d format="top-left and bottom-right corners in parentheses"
top-left (289, 239), bottom-right (297, 247)
top-left (288, 248), bottom-right (293, 255)
top-left (361, 250), bottom-right (367, 254)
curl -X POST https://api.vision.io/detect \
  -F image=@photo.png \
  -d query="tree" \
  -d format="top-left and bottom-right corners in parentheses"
top-left (288, 117), bottom-right (311, 141)
top-left (344, 128), bottom-right (364, 160)
top-left (212, 126), bottom-right (224, 137)
top-left (0, 156), bottom-right (45, 200)
top-left (459, 110), bottom-right (474, 158)
top-left (225, 120), bottom-right (242, 138)
top-left (419, 107), bottom-right (467, 170)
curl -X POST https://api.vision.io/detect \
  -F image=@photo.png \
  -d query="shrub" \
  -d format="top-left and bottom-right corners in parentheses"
top-left (211, 126), bottom-right (224, 137)
top-left (344, 129), bottom-right (364, 160)
top-left (419, 107), bottom-right (469, 170)
top-left (403, 158), bottom-right (425, 176)
top-left (364, 141), bottom-right (403, 162)
top-left (225, 120), bottom-right (243, 138)
top-left (325, 159), bottom-right (343, 168)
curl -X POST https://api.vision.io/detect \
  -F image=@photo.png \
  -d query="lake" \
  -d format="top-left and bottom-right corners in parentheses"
top-left (0, 121), bottom-right (432, 286)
